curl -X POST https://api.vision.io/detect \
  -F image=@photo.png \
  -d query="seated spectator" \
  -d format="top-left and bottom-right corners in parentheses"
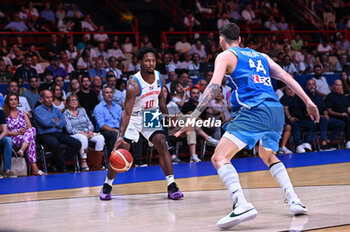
top-left (277, 124), bottom-right (293, 155)
top-left (31, 55), bottom-right (44, 74)
top-left (81, 14), bottom-right (97, 32)
top-left (278, 16), bottom-right (289, 30)
top-left (189, 40), bottom-right (206, 60)
top-left (335, 33), bottom-right (350, 55)
top-left (280, 87), bottom-right (317, 153)
top-left (291, 34), bottom-right (304, 51)
top-left (227, 2), bottom-right (241, 21)
top-left (54, 75), bottom-right (67, 99)
top-left (319, 54), bottom-right (334, 73)
top-left (3, 93), bottom-right (46, 175)
top-left (52, 84), bottom-right (65, 112)
top-left (11, 48), bottom-right (23, 67)
top-left (298, 53), bottom-right (314, 74)
top-left (67, 78), bottom-right (80, 97)
top-left (0, 59), bottom-right (12, 82)
top-left (56, 2), bottom-right (66, 21)
top-left (63, 94), bottom-right (105, 171)
top-left (77, 48), bottom-right (92, 70)
top-left (107, 41), bottom-right (125, 60)
top-left (208, 87), bottom-right (230, 138)
top-left (0, 108), bottom-right (16, 178)
top-left (183, 11), bottom-right (200, 30)
top-left (6, 80), bottom-right (31, 115)
top-left (95, 43), bottom-right (108, 62)
top-left (65, 44), bottom-right (78, 63)
top-left (22, 76), bottom-right (40, 111)
top-left (241, 4), bottom-right (261, 24)
top-left (77, 35), bottom-right (90, 51)
top-left (306, 79), bottom-right (345, 150)
top-left (33, 90), bottom-right (81, 172)
top-left (58, 17), bottom-right (75, 32)
top-left (99, 73), bottom-right (125, 108)
top-left (93, 26), bottom-right (109, 44)
top-left (127, 55), bottom-right (140, 72)
top-left (317, 40), bottom-right (333, 56)
top-left (180, 86), bottom-right (219, 162)
top-left (275, 80), bottom-right (286, 100)
top-left (89, 59), bottom-right (107, 79)
top-left (162, 52), bottom-right (176, 75)
top-left (45, 55), bottom-right (69, 79)
top-left (203, 32), bottom-right (216, 54)
top-left (27, 15), bottom-right (50, 32)
top-left (14, 54), bottom-right (37, 82)
top-left (335, 54), bottom-right (350, 72)
top-left (18, 6), bottom-right (28, 21)
top-left (59, 53), bottom-right (75, 74)
top-left (4, 13), bottom-right (28, 32)
top-left (105, 56), bottom-right (122, 79)
top-left (45, 34), bottom-right (62, 59)
top-left (16, 76), bottom-right (27, 96)
top-left (121, 36), bottom-right (133, 55)
top-left (325, 80), bottom-right (350, 149)
top-left (175, 36), bottom-right (191, 54)
top-left (188, 53), bottom-right (201, 79)
top-left (217, 12), bottom-right (230, 30)
top-left (93, 86), bottom-right (122, 156)
top-left (177, 52), bottom-right (192, 70)
top-left (91, 75), bottom-right (103, 97)
top-left (39, 70), bottom-right (54, 92)
top-left (77, 76), bottom-right (99, 119)
top-left (264, 15), bottom-right (280, 31)
top-left (67, 3), bottom-right (83, 18)
top-left (41, 2), bottom-right (55, 23)
top-left (340, 71), bottom-right (350, 95)
top-left (27, 2), bottom-right (39, 18)
top-left (312, 64), bottom-right (331, 97)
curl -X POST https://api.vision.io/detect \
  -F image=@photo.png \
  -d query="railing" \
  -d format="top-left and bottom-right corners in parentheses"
top-left (0, 31), bottom-right (140, 48)
top-left (158, 0), bottom-right (189, 30)
top-left (105, 0), bottom-right (138, 32)
top-left (162, 29), bottom-right (349, 49)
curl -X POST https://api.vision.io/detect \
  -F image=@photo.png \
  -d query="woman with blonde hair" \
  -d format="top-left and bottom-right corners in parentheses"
top-left (3, 93), bottom-right (46, 175)
top-left (63, 94), bottom-right (105, 171)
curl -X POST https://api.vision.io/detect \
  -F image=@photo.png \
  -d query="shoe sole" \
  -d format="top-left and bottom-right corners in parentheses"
top-left (291, 206), bottom-right (308, 215)
top-left (168, 192), bottom-right (184, 200)
top-left (216, 208), bottom-right (258, 229)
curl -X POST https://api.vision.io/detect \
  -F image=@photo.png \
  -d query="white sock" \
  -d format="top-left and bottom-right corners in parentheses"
top-left (105, 176), bottom-right (114, 186)
top-left (166, 175), bottom-right (174, 186)
top-left (269, 162), bottom-right (298, 202)
top-left (217, 163), bottom-right (248, 206)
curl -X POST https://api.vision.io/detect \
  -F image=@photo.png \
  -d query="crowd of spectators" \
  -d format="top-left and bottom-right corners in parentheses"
top-left (1, 0), bottom-right (350, 178)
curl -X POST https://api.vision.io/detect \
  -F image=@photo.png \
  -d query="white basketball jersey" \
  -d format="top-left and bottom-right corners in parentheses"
top-left (131, 70), bottom-right (162, 115)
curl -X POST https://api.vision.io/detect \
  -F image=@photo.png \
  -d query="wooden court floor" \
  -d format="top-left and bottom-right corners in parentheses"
top-left (0, 163), bottom-right (349, 231)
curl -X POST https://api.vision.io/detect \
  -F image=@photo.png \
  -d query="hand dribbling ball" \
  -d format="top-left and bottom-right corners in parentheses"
top-left (109, 149), bottom-right (133, 173)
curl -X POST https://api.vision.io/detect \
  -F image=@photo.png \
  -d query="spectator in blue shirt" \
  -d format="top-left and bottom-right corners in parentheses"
top-left (34, 90), bottom-right (81, 172)
top-left (89, 59), bottom-right (107, 79)
top-left (41, 2), bottom-right (55, 23)
top-left (45, 55), bottom-right (69, 79)
top-left (99, 73), bottom-right (125, 108)
top-left (4, 14), bottom-right (28, 32)
top-left (93, 86), bottom-right (122, 155)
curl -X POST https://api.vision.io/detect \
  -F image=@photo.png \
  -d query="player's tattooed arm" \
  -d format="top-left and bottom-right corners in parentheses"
top-left (191, 82), bottom-right (220, 119)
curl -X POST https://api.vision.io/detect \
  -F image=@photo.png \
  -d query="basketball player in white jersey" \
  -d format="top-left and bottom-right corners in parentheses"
top-left (100, 47), bottom-right (183, 200)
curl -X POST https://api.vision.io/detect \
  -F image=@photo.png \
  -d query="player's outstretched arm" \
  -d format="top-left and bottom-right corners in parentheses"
top-left (114, 78), bottom-right (139, 149)
top-left (263, 53), bottom-right (320, 123)
top-left (191, 51), bottom-right (233, 119)
top-left (175, 51), bottom-right (234, 137)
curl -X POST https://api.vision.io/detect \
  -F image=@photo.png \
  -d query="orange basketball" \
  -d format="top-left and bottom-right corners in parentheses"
top-left (109, 149), bottom-right (133, 173)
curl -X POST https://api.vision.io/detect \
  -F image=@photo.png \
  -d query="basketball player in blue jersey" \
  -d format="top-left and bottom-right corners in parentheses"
top-left (100, 47), bottom-right (183, 200)
top-left (175, 23), bottom-right (320, 229)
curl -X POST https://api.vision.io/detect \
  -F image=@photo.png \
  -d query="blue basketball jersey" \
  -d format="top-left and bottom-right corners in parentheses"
top-left (225, 46), bottom-right (279, 110)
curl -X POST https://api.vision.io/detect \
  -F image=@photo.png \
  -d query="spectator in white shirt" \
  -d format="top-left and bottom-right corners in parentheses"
top-left (107, 41), bottom-right (125, 60)
top-left (95, 42), bottom-right (108, 62)
top-left (312, 64), bottom-right (331, 97)
top-left (217, 12), bottom-right (230, 30)
top-left (317, 40), bottom-right (333, 56)
top-left (241, 4), bottom-right (261, 24)
top-left (31, 55), bottom-right (43, 74)
top-left (281, 55), bottom-right (298, 75)
top-left (81, 14), bottom-right (97, 32)
top-left (93, 26), bottom-right (109, 43)
top-left (189, 40), bottom-right (206, 60)
top-left (175, 35), bottom-right (191, 54)
top-left (105, 56), bottom-right (122, 79)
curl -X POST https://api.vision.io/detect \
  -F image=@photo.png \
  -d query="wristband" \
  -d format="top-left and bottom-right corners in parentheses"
top-left (288, 115), bottom-right (292, 119)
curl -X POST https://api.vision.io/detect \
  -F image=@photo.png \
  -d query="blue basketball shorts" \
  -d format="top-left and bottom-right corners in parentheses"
top-left (222, 100), bottom-right (284, 152)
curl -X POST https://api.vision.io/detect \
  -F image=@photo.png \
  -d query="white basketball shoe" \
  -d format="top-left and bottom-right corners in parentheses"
top-left (289, 199), bottom-right (308, 215)
top-left (216, 202), bottom-right (258, 229)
